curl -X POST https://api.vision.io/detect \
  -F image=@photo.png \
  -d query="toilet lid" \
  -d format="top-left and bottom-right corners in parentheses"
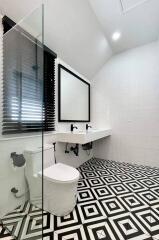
top-left (39, 163), bottom-right (80, 183)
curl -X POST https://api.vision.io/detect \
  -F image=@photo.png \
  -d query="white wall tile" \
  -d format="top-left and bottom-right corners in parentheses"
top-left (93, 41), bottom-right (159, 168)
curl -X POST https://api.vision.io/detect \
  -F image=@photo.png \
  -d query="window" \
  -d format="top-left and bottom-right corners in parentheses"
top-left (43, 47), bottom-right (56, 132)
top-left (2, 16), bottom-right (56, 134)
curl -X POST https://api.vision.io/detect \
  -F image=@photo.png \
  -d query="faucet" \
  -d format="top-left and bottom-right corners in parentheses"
top-left (71, 124), bottom-right (78, 132)
top-left (86, 124), bottom-right (92, 131)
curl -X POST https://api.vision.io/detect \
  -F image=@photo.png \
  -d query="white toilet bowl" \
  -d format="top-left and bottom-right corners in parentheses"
top-left (24, 145), bottom-right (80, 216)
top-left (39, 163), bottom-right (80, 216)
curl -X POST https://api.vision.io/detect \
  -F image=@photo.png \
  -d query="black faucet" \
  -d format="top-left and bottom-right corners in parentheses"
top-left (86, 124), bottom-right (92, 130)
top-left (71, 124), bottom-right (78, 132)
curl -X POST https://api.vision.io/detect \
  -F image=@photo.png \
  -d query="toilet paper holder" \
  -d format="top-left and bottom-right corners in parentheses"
top-left (10, 152), bottom-right (26, 167)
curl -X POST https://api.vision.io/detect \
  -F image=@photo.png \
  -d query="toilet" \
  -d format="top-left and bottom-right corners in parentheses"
top-left (24, 144), bottom-right (80, 216)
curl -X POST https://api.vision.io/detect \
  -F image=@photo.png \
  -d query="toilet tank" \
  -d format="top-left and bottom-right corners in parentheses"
top-left (24, 144), bottom-right (55, 175)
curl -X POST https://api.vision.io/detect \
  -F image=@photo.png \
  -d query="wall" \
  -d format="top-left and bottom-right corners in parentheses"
top-left (0, 23), bottom-right (93, 218)
top-left (53, 59), bottom-right (93, 168)
top-left (0, 0), bottom-right (112, 79)
top-left (0, 135), bottom-right (43, 217)
top-left (0, 0), bottom-right (110, 216)
top-left (92, 41), bottom-right (159, 167)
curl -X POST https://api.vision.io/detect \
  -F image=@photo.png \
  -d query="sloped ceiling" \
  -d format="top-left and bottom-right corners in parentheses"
top-left (0, 0), bottom-right (112, 79)
top-left (120, 0), bottom-right (150, 12)
top-left (1, 0), bottom-right (157, 78)
top-left (88, 0), bottom-right (159, 53)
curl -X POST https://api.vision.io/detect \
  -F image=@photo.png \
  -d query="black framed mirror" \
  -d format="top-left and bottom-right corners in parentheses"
top-left (58, 64), bottom-right (90, 122)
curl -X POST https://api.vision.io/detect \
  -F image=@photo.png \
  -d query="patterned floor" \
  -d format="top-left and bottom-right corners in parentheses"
top-left (0, 224), bottom-right (14, 239)
top-left (1, 158), bottom-right (159, 239)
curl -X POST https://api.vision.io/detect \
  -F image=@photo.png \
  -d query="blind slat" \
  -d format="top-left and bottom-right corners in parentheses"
top-left (2, 16), bottom-right (56, 135)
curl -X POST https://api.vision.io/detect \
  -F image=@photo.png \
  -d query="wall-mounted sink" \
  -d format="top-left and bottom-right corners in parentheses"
top-left (56, 129), bottom-right (111, 144)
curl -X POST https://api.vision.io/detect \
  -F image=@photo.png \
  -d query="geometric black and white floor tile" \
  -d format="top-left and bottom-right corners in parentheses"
top-left (0, 224), bottom-right (14, 239)
top-left (1, 158), bottom-right (159, 239)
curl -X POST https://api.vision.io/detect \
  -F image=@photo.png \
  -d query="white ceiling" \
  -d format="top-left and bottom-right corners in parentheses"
top-left (0, 0), bottom-right (159, 77)
top-left (120, 0), bottom-right (150, 12)
top-left (0, 0), bottom-right (112, 79)
top-left (88, 0), bottom-right (159, 53)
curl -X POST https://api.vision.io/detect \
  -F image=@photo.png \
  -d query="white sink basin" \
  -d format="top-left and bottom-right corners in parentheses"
top-left (56, 129), bottom-right (111, 144)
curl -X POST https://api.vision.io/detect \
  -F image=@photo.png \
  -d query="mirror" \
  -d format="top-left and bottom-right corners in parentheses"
top-left (58, 64), bottom-right (90, 122)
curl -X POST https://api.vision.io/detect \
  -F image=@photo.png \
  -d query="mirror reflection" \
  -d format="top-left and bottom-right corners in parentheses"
top-left (58, 64), bottom-right (90, 122)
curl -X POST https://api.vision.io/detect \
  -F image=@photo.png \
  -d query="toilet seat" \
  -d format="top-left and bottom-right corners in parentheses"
top-left (39, 163), bottom-right (80, 183)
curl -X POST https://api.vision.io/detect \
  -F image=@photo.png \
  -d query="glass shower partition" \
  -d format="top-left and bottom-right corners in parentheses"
top-left (0, 5), bottom-right (44, 239)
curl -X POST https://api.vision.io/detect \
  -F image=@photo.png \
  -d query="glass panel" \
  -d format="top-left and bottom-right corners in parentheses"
top-left (0, 5), bottom-right (44, 239)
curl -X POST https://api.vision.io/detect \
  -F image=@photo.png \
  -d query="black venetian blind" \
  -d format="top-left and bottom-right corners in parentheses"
top-left (43, 47), bottom-right (56, 131)
top-left (2, 16), bottom-right (56, 134)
